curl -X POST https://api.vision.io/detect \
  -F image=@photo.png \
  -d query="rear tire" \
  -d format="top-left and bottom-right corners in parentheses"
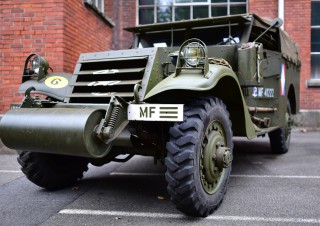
top-left (18, 151), bottom-right (89, 190)
top-left (268, 101), bottom-right (292, 154)
top-left (165, 97), bottom-right (233, 217)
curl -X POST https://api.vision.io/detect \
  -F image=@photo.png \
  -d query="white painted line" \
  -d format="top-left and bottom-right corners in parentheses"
top-left (60, 209), bottom-right (320, 224)
top-left (231, 174), bottom-right (320, 179)
top-left (110, 172), bottom-right (320, 179)
top-left (110, 172), bottom-right (164, 176)
top-left (60, 209), bottom-right (184, 219)
top-left (207, 215), bottom-right (320, 224)
top-left (0, 170), bottom-right (22, 173)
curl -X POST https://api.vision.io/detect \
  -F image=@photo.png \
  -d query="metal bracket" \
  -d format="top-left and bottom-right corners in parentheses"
top-left (95, 96), bottom-right (129, 144)
top-left (133, 83), bottom-right (142, 104)
top-left (162, 62), bottom-right (170, 77)
top-left (256, 43), bottom-right (263, 84)
top-left (20, 87), bottom-right (42, 108)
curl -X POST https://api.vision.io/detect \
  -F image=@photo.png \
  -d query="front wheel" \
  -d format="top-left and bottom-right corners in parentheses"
top-left (18, 151), bottom-right (89, 190)
top-left (165, 97), bottom-right (233, 217)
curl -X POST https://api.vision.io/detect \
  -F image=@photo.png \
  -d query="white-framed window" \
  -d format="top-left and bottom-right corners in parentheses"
top-left (311, 0), bottom-right (320, 79)
top-left (84, 0), bottom-right (104, 14)
top-left (84, 0), bottom-right (114, 27)
top-left (138, 0), bottom-right (247, 25)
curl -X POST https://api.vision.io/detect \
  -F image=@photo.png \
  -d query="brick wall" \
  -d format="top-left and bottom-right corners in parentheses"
top-left (248, 0), bottom-right (278, 19)
top-left (285, 0), bottom-right (319, 109)
top-left (0, 0), bottom-right (64, 113)
top-left (64, 0), bottom-right (112, 73)
top-left (109, 0), bottom-right (136, 50)
top-left (0, 0), bottom-right (113, 114)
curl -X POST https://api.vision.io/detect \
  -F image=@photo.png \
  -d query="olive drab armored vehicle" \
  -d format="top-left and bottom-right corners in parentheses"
top-left (0, 14), bottom-right (300, 217)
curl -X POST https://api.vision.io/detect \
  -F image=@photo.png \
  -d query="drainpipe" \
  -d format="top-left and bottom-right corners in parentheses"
top-left (278, 0), bottom-right (284, 29)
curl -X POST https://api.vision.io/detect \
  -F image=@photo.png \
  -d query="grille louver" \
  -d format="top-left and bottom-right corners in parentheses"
top-left (69, 56), bottom-right (148, 104)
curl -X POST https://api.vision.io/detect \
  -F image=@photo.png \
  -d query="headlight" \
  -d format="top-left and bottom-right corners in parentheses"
top-left (32, 58), bottom-right (40, 73)
top-left (32, 55), bottom-right (49, 75)
top-left (174, 38), bottom-right (208, 77)
top-left (182, 41), bottom-right (206, 67)
top-left (23, 54), bottom-right (51, 82)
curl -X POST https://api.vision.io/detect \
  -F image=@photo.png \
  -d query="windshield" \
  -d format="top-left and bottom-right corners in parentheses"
top-left (137, 24), bottom-right (245, 48)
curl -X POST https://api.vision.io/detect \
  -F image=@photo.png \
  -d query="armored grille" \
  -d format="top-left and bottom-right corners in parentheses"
top-left (69, 56), bottom-right (148, 104)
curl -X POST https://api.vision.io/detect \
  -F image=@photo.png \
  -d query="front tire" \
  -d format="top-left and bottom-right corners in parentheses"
top-left (18, 151), bottom-right (89, 190)
top-left (165, 97), bottom-right (233, 217)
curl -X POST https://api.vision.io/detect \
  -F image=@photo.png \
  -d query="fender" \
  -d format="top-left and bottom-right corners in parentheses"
top-left (145, 64), bottom-right (256, 139)
top-left (18, 73), bottom-right (72, 101)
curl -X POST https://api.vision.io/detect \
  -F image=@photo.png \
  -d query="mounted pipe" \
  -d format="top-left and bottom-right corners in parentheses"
top-left (248, 106), bottom-right (278, 113)
top-left (278, 0), bottom-right (284, 29)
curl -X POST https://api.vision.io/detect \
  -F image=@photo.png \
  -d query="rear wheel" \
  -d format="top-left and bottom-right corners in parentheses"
top-left (18, 151), bottom-right (89, 190)
top-left (165, 97), bottom-right (233, 217)
top-left (268, 102), bottom-right (292, 154)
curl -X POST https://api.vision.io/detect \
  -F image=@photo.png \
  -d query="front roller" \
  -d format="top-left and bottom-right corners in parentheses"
top-left (0, 107), bottom-right (113, 190)
top-left (0, 108), bottom-right (110, 158)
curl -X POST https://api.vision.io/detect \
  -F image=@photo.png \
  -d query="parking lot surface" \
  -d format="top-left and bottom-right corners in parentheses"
top-left (0, 128), bottom-right (320, 225)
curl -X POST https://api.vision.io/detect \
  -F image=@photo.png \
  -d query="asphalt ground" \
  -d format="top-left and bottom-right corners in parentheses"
top-left (0, 128), bottom-right (320, 226)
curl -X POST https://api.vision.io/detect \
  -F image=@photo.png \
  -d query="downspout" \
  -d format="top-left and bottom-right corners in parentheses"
top-left (278, 0), bottom-right (284, 29)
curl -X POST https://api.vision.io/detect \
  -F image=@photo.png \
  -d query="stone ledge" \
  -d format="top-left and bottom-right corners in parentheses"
top-left (293, 110), bottom-right (320, 128)
top-left (306, 79), bottom-right (320, 88)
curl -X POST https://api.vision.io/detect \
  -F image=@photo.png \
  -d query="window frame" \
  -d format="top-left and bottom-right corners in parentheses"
top-left (311, 0), bottom-right (320, 81)
top-left (84, 0), bottom-right (105, 15)
top-left (84, 0), bottom-right (114, 27)
top-left (137, 0), bottom-right (248, 25)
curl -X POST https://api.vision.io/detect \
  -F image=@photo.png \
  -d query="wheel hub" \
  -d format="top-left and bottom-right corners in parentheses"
top-left (215, 145), bottom-right (232, 169)
top-left (200, 121), bottom-right (232, 194)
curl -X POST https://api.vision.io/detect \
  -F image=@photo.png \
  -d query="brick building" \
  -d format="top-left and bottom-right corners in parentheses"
top-left (0, 0), bottom-right (319, 125)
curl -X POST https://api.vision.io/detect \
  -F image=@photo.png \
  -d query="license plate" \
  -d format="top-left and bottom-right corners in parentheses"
top-left (127, 104), bottom-right (184, 122)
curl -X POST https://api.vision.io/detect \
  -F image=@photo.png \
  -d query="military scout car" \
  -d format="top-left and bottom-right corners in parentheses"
top-left (0, 14), bottom-right (300, 217)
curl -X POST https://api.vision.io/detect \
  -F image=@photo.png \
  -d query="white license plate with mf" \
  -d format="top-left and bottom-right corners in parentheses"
top-left (128, 104), bottom-right (184, 122)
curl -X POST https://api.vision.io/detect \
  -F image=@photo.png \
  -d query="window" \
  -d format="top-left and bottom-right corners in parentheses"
top-left (84, 0), bottom-right (104, 14)
top-left (311, 0), bottom-right (320, 79)
top-left (138, 0), bottom-right (247, 25)
top-left (94, 0), bottom-right (104, 13)
top-left (84, 0), bottom-right (114, 27)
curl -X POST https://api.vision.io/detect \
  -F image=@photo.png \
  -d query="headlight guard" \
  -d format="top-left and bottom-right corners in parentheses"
top-left (175, 38), bottom-right (208, 76)
top-left (182, 41), bottom-right (206, 67)
top-left (23, 53), bottom-right (51, 82)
